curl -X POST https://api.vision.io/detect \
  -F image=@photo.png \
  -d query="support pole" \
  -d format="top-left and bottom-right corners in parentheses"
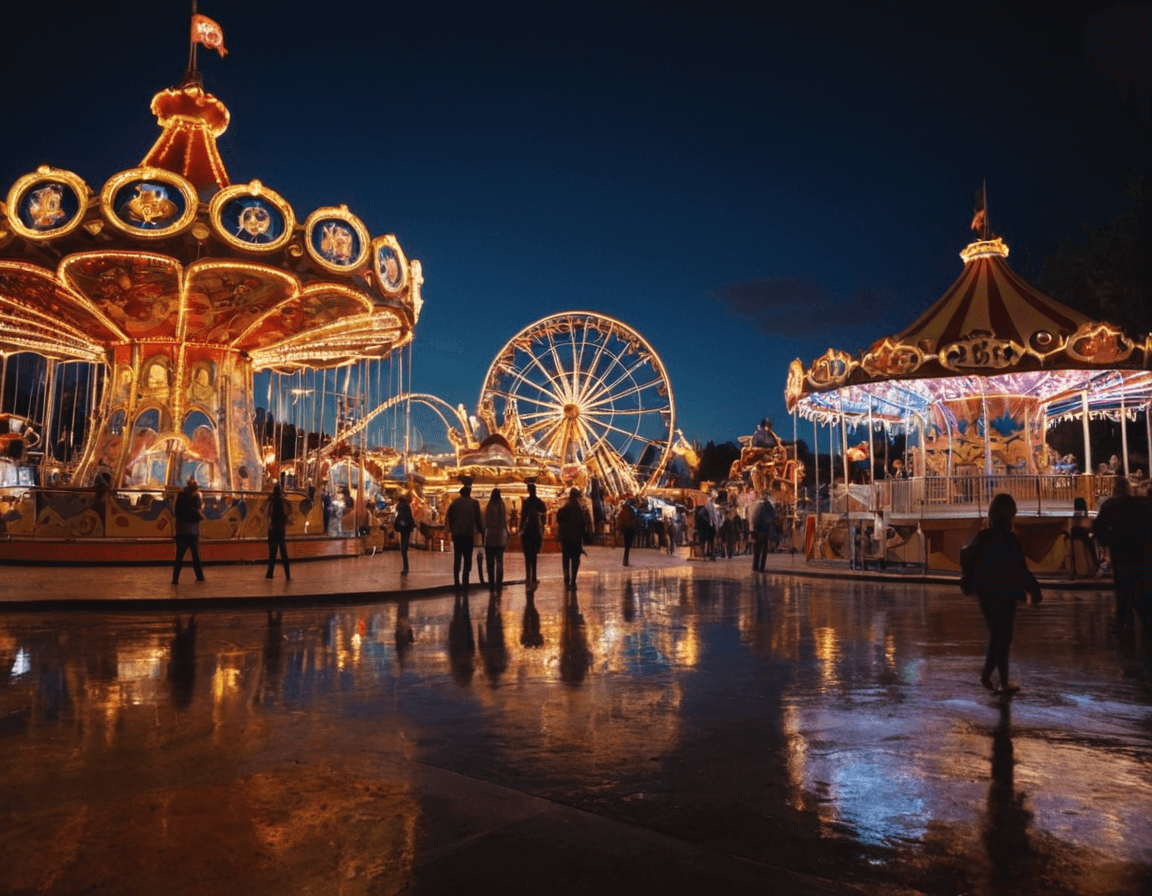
top-left (1121, 391), bottom-right (1130, 478)
top-left (1081, 389), bottom-right (1092, 476)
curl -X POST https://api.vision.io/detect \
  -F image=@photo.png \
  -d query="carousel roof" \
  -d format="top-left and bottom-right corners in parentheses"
top-left (786, 236), bottom-right (1150, 423)
top-left (0, 78), bottom-right (422, 371)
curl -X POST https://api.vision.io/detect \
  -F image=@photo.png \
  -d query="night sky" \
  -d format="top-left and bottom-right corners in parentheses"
top-left (1, 2), bottom-right (1147, 446)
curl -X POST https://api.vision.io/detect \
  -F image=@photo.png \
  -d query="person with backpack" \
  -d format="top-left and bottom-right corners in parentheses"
top-left (519, 479), bottom-right (547, 587)
top-left (393, 493), bottom-right (415, 576)
top-left (961, 493), bottom-right (1042, 695)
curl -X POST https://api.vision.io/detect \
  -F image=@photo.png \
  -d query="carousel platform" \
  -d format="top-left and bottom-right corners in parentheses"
top-left (0, 542), bottom-right (1108, 610)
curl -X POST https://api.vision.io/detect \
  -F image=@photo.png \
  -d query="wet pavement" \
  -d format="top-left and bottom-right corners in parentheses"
top-left (1, 549), bottom-right (1150, 895)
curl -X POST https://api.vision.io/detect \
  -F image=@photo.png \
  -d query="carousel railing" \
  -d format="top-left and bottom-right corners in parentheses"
top-left (0, 486), bottom-right (330, 541)
top-left (851, 473), bottom-right (1095, 517)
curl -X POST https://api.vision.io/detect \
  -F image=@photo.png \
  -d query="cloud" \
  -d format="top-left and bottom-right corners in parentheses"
top-left (713, 278), bottom-right (896, 338)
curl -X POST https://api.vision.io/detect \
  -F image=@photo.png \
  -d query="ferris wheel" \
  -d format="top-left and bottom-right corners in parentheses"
top-left (479, 312), bottom-right (675, 495)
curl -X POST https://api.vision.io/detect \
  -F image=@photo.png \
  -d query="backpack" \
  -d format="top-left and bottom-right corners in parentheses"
top-left (521, 502), bottom-right (541, 537)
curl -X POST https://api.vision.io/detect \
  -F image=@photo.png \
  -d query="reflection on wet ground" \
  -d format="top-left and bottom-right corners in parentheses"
top-left (1, 570), bottom-right (1150, 894)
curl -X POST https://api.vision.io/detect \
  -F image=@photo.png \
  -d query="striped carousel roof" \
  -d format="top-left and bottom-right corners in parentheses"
top-left (786, 236), bottom-right (1149, 417)
top-left (895, 239), bottom-right (1088, 358)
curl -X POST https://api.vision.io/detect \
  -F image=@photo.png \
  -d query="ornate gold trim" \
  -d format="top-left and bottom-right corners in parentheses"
top-left (303, 205), bottom-right (370, 275)
top-left (6, 167), bottom-right (90, 241)
top-left (99, 168), bottom-right (198, 239)
top-left (370, 234), bottom-right (408, 295)
top-left (208, 180), bottom-right (296, 253)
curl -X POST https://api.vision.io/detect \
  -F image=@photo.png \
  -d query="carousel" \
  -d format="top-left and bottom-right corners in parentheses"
top-left (786, 207), bottom-right (1150, 571)
top-left (0, 44), bottom-right (421, 562)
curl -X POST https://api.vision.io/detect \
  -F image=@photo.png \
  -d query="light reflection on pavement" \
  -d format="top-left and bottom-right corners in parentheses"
top-left (1, 568), bottom-right (1150, 895)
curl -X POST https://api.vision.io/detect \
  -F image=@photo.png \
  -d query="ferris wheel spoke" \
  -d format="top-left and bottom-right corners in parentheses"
top-left (575, 340), bottom-right (633, 406)
top-left (491, 391), bottom-right (567, 417)
top-left (582, 378), bottom-right (667, 412)
top-left (505, 347), bottom-right (572, 404)
top-left (490, 371), bottom-right (568, 408)
top-left (573, 337), bottom-right (614, 406)
top-left (581, 355), bottom-right (651, 409)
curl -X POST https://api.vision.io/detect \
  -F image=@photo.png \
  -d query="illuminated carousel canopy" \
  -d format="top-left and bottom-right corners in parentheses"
top-left (786, 237), bottom-right (1150, 425)
top-left (0, 72), bottom-right (424, 492)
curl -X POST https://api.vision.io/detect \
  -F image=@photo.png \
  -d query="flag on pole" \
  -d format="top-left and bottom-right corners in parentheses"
top-left (970, 181), bottom-right (987, 237)
top-left (191, 14), bottom-right (228, 57)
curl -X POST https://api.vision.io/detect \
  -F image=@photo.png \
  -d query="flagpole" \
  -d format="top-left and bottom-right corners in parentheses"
top-left (185, 0), bottom-right (199, 83)
top-left (982, 178), bottom-right (989, 241)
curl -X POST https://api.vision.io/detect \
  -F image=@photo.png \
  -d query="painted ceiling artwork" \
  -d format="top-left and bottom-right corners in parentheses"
top-left (0, 74), bottom-right (423, 492)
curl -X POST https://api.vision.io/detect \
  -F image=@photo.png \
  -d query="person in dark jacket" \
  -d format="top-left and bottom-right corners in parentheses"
top-left (446, 485), bottom-right (484, 590)
top-left (393, 494), bottom-right (416, 575)
top-left (265, 483), bottom-right (291, 580)
top-left (519, 480), bottom-right (547, 587)
top-left (964, 493), bottom-right (1042, 695)
top-left (556, 488), bottom-right (586, 589)
top-left (172, 478), bottom-right (205, 584)
top-left (1092, 477), bottom-right (1149, 627)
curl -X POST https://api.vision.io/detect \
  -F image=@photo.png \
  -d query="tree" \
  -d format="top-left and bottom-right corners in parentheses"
top-left (695, 440), bottom-right (740, 486)
top-left (1040, 174), bottom-right (1151, 334)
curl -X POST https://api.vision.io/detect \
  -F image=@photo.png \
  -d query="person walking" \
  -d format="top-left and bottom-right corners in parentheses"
top-left (172, 477), bottom-right (205, 584)
top-left (557, 487), bottom-right (586, 589)
top-left (961, 493), bottom-right (1042, 695)
top-left (446, 484), bottom-right (484, 590)
top-left (393, 493), bottom-right (415, 575)
top-left (1092, 477), bottom-right (1149, 627)
top-left (617, 498), bottom-right (637, 566)
top-left (265, 483), bottom-right (291, 580)
top-left (484, 487), bottom-right (509, 591)
top-left (519, 479), bottom-right (547, 587)
top-left (751, 493), bottom-right (776, 572)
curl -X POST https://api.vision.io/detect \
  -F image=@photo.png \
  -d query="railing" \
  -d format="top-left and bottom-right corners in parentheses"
top-left (836, 474), bottom-right (1096, 517)
top-left (0, 486), bottom-right (328, 541)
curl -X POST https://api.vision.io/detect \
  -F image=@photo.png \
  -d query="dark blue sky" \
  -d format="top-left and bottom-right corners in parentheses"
top-left (1, 2), bottom-right (1147, 444)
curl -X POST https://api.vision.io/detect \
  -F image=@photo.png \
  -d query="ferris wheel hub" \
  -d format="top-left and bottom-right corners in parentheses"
top-left (563, 403), bottom-right (581, 420)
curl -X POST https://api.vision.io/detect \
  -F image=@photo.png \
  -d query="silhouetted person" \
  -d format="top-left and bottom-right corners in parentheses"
top-left (393, 494), bottom-right (415, 575)
top-left (617, 498), bottom-right (636, 566)
top-left (172, 478), bottom-right (205, 584)
top-left (478, 592), bottom-right (508, 682)
top-left (559, 591), bottom-right (592, 684)
top-left (963, 493), bottom-right (1042, 695)
top-left (265, 483), bottom-right (291, 580)
top-left (520, 591), bottom-right (544, 648)
top-left (983, 702), bottom-right (1033, 889)
top-left (1066, 495), bottom-right (1097, 576)
top-left (1092, 477), bottom-right (1149, 627)
top-left (557, 488), bottom-right (585, 589)
top-left (484, 487), bottom-right (509, 591)
top-left (751, 493), bottom-right (775, 572)
top-left (519, 480), bottom-right (546, 587)
top-left (448, 591), bottom-right (475, 684)
top-left (694, 502), bottom-right (715, 560)
top-left (446, 485), bottom-right (484, 590)
top-left (167, 615), bottom-right (197, 709)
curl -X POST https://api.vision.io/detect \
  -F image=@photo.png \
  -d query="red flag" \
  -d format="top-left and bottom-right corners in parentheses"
top-left (191, 14), bottom-right (227, 57)
top-left (970, 208), bottom-right (985, 233)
